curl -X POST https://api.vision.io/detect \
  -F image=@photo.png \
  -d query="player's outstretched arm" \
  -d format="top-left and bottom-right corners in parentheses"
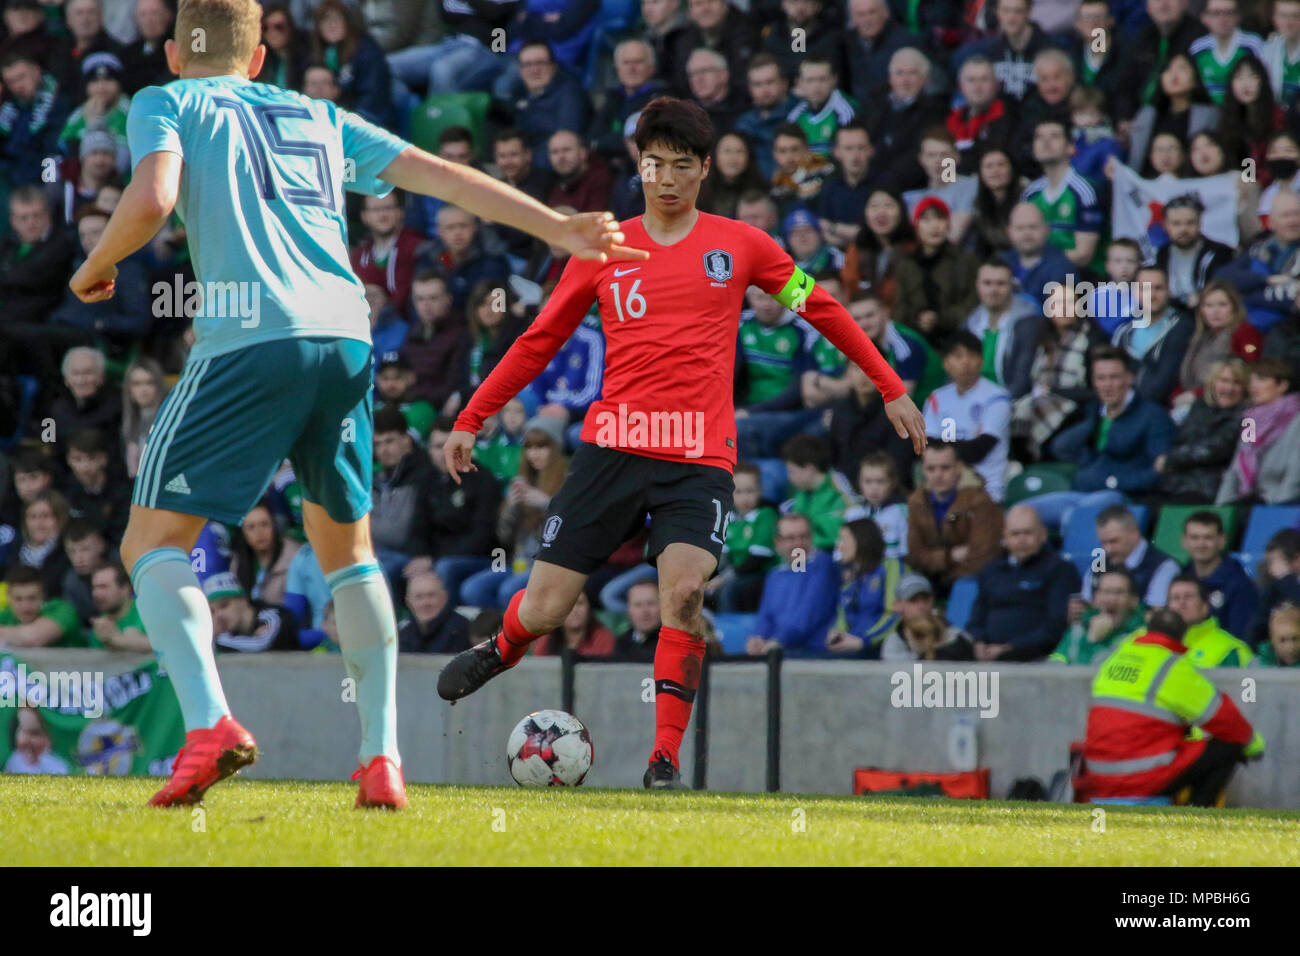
top-left (70, 151), bottom-right (182, 302)
top-left (378, 147), bottom-right (648, 263)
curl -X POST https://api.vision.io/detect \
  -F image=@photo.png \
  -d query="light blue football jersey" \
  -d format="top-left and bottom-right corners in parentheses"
top-left (126, 75), bottom-right (408, 361)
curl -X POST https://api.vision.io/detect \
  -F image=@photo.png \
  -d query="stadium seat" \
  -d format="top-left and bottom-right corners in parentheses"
top-left (713, 613), bottom-right (757, 655)
top-left (1004, 464), bottom-right (1076, 505)
top-left (1152, 505), bottom-right (1240, 565)
top-left (1235, 506), bottom-right (1300, 574)
top-left (753, 457), bottom-right (789, 503)
top-left (945, 577), bottom-right (979, 630)
top-left (0, 375), bottom-right (39, 451)
top-left (408, 92), bottom-right (489, 156)
top-left (1062, 504), bottom-right (1150, 577)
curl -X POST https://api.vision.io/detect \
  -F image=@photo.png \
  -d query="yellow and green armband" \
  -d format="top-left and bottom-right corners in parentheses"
top-left (774, 266), bottom-right (815, 313)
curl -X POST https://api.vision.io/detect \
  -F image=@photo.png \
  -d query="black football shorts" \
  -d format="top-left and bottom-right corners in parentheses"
top-left (536, 442), bottom-right (735, 575)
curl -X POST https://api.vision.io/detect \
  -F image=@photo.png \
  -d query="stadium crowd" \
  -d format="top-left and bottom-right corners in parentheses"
top-left (2, 0), bottom-right (1300, 673)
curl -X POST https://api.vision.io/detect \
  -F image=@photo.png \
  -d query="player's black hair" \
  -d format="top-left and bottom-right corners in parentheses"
top-left (780, 434), bottom-right (832, 472)
top-left (940, 329), bottom-right (983, 357)
top-left (373, 406), bottom-right (410, 437)
top-left (633, 96), bottom-right (715, 162)
top-left (1183, 510), bottom-right (1224, 535)
top-left (1147, 607), bottom-right (1189, 642)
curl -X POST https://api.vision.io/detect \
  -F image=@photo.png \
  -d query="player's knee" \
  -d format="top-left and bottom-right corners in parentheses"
top-left (519, 590), bottom-right (568, 633)
top-left (665, 576), bottom-right (706, 625)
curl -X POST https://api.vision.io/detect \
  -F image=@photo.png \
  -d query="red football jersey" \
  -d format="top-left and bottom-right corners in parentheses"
top-left (455, 213), bottom-right (905, 471)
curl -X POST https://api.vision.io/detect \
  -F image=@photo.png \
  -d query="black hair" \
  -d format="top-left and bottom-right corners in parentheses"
top-left (780, 434), bottom-right (832, 472)
top-left (633, 96), bottom-right (715, 161)
top-left (373, 405), bottom-right (410, 437)
top-left (940, 329), bottom-right (983, 357)
top-left (1183, 510), bottom-right (1224, 535)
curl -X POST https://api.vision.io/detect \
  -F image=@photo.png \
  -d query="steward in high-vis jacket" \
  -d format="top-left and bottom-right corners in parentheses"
top-left (1078, 609), bottom-right (1265, 806)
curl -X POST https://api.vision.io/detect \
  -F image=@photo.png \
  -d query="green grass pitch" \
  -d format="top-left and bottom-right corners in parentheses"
top-left (6, 776), bottom-right (1300, 866)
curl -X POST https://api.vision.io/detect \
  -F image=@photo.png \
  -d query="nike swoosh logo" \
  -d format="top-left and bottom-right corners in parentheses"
top-left (613, 267), bottom-right (641, 277)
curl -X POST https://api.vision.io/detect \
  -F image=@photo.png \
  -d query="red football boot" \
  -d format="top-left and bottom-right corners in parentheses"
top-left (353, 755), bottom-right (408, 809)
top-left (148, 715), bottom-right (258, 807)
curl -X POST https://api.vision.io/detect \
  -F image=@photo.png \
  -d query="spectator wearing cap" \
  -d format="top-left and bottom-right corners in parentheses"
top-left (1049, 567), bottom-right (1147, 665)
top-left (783, 207), bottom-right (843, 276)
top-left (398, 571), bottom-right (471, 654)
top-left (770, 122), bottom-right (835, 215)
top-left (903, 127), bottom-right (979, 244)
top-left (967, 504), bottom-right (1079, 661)
top-left (735, 54), bottom-right (799, 183)
top-left (545, 129), bottom-right (612, 215)
top-left (0, 51), bottom-right (71, 189)
top-left (206, 572), bottom-right (304, 653)
top-left (923, 330), bottom-right (1012, 501)
top-left (589, 39), bottom-right (667, 166)
top-left (75, 61), bottom-right (138, 158)
top-left (1153, 194), bottom-right (1235, 312)
top-left (51, 0), bottom-right (125, 98)
top-left (509, 41), bottom-right (590, 168)
top-left (49, 128), bottom-right (122, 228)
top-left (877, 572), bottom-right (975, 661)
top-left (1112, 264), bottom-right (1196, 406)
top-left (121, 0), bottom-right (173, 94)
top-left (892, 196), bottom-right (980, 345)
top-left (865, 47), bottom-right (947, 194)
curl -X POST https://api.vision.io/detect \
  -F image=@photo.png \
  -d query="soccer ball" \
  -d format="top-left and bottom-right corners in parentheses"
top-left (506, 710), bottom-right (594, 787)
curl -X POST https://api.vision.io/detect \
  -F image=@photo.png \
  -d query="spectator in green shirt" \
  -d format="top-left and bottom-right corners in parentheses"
top-left (780, 434), bottom-right (857, 552)
top-left (707, 461), bottom-right (780, 613)
top-left (474, 396), bottom-right (527, 486)
top-left (1256, 604), bottom-right (1300, 667)
top-left (1050, 567), bottom-right (1146, 664)
top-left (0, 565), bottom-right (88, 648)
top-left (88, 563), bottom-right (150, 652)
top-left (374, 356), bottom-right (436, 443)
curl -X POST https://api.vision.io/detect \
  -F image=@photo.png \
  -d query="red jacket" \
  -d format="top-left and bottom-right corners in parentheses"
top-left (350, 227), bottom-right (426, 312)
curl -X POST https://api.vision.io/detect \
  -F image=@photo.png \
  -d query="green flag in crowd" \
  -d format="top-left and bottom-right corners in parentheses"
top-left (0, 654), bottom-right (185, 776)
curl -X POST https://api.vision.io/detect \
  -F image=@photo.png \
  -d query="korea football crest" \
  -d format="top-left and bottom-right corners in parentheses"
top-left (703, 249), bottom-right (733, 283)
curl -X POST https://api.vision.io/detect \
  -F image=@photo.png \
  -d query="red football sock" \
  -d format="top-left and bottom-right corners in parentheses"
top-left (495, 589), bottom-right (545, 665)
top-left (651, 627), bottom-right (706, 769)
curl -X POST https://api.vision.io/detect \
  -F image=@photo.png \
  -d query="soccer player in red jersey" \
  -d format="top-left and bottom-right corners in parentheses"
top-left (437, 97), bottom-right (926, 788)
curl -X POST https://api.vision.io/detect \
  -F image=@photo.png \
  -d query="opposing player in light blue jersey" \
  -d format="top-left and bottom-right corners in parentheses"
top-left (70, 0), bottom-right (646, 810)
